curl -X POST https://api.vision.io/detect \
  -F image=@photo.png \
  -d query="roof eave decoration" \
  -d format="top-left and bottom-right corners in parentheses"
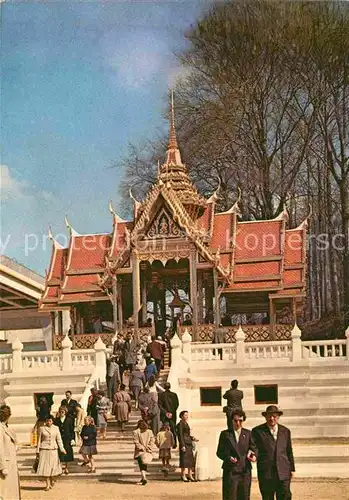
top-left (295, 204), bottom-right (312, 230)
top-left (48, 226), bottom-right (64, 249)
top-left (273, 206), bottom-right (289, 222)
top-left (65, 215), bottom-right (80, 236)
top-left (218, 187), bottom-right (242, 216)
top-left (129, 188), bottom-right (141, 219)
top-left (109, 200), bottom-right (126, 224)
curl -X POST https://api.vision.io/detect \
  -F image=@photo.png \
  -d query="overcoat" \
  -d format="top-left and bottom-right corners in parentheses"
top-left (252, 423), bottom-right (295, 481)
top-left (0, 422), bottom-right (21, 500)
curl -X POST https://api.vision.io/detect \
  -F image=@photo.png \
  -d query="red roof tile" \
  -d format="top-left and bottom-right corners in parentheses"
top-left (227, 280), bottom-right (280, 290)
top-left (110, 222), bottom-right (128, 258)
top-left (67, 234), bottom-right (111, 270)
top-left (235, 221), bottom-right (282, 259)
top-left (59, 291), bottom-right (107, 303)
top-left (284, 269), bottom-right (302, 285)
top-left (211, 213), bottom-right (233, 249)
top-left (197, 204), bottom-right (212, 233)
top-left (284, 230), bottom-right (304, 264)
top-left (234, 261), bottom-right (280, 278)
top-left (62, 274), bottom-right (100, 291)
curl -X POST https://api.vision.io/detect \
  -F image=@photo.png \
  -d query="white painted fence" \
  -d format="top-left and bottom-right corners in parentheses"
top-left (0, 354), bottom-right (12, 373)
top-left (189, 325), bottom-right (349, 365)
top-left (0, 335), bottom-right (106, 384)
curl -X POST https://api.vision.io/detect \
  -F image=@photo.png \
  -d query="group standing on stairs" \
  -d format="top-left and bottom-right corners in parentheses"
top-left (0, 331), bottom-right (195, 498)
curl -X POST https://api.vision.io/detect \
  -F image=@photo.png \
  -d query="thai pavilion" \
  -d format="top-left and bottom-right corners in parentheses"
top-left (40, 97), bottom-right (308, 349)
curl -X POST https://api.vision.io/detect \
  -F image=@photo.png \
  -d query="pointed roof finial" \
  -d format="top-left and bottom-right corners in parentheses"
top-left (109, 200), bottom-right (125, 223)
top-left (48, 225), bottom-right (64, 249)
top-left (64, 215), bottom-right (80, 236)
top-left (168, 89), bottom-right (178, 150)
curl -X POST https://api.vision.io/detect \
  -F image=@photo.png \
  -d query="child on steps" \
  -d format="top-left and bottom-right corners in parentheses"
top-left (155, 422), bottom-right (175, 475)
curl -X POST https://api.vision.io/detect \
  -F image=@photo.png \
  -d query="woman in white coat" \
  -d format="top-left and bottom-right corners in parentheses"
top-left (0, 405), bottom-right (21, 500)
top-left (36, 415), bottom-right (67, 490)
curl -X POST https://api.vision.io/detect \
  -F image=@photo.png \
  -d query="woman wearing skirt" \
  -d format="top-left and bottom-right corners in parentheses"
top-left (53, 407), bottom-right (75, 474)
top-left (36, 415), bottom-right (66, 491)
top-left (176, 410), bottom-right (198, 482)
top-left (79, 416), bottom-right (97, 473)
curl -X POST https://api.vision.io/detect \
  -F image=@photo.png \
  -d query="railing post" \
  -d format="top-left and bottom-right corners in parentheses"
top-left (61, 334), bottom-right (72, 371)
top-left (94, 336), bottom-right (107, 384)
top-left (345, 327), bottom-right (349, 361)
top-left (182, 328), bottom-right (192, 365)
top-left (11, 337), bottom-right (23, 373)
top-left (291, 323), bottom-right (302, 362)
top-left (235, 325), bottom-right (245, 365)
top-left (170, 333), bottom-right (182, 365)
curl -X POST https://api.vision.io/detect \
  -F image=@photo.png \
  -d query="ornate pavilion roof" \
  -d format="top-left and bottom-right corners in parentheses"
top-left (40, 96), bottom-right (308, 310)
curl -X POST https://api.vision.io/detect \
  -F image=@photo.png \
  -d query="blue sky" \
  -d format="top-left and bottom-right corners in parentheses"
top-left (1, 0), bottom-right (211, 275)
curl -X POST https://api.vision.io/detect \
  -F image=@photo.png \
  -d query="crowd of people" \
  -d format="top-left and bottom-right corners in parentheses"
top-left (1, 334), bottom-right (295, 499)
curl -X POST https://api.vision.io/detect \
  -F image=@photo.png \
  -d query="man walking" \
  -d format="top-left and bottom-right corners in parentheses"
top-left (216, 409), bottom-right (257, 500)
top-left (106, 356), bottom-right (121, 401)
top-left (60, 391), bottom-right (80, 419)
top-left (158, 382), bottom-right (179, 447)
top-left (252, 405), bottom-right (295, 500)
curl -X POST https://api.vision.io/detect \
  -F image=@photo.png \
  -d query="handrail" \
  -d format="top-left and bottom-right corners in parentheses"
top-left (79, 367), bottom-right (99, 412)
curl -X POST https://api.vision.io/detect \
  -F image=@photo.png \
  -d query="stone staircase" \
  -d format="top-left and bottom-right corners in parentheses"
top-left (16, 353), bottom-right (175, 482)
top-left (17, 410), bottom-right (180, 482)
top-left (186, 362), bottom-right (349, 478)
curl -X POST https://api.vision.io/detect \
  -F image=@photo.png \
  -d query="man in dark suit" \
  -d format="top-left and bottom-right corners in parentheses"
top-left (252, 405), bottom-right (295, 500)
top-left (217, 409), bottom-right (257, 500)
top-left (158, 382), bottom-right (179, 447)
top-left (60, 390), bottom-right (80, 419)
top-left (223, 380), bottom-right (244, 424)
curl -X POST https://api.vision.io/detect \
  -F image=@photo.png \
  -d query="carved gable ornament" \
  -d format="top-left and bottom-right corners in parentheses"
top-left (146, 208), bottom-right (186, 239)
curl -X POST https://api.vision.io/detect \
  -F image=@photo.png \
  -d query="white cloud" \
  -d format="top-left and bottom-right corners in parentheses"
top-left (0, 164), bottom-right (54, 202)
top-left (0, 164), bottom-right (29, 200)
top-left (167, 65), bottom-right (192, 87)
top-left (101, 29), bottom-right (175, 89)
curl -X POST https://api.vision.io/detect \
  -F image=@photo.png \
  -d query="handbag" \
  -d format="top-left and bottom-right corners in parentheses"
top-left (32, 456), bottom-right (39, 473)
top-left (30, 427), bottom-right (38, 447)
top-left (139, 452), bottom-right (153, 465)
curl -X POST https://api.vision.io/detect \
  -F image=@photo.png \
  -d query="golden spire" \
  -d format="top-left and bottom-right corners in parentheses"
top-left (168, 89), bottom-right (178, 150)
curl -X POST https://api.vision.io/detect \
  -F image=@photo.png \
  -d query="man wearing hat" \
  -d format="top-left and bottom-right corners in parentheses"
top-left (252, 406), bottom-right (295, 500)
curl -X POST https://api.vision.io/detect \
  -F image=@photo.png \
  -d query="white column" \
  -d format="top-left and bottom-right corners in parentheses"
top-left (141, 276), bottom-right (147, 325)
top-left (94, 337), bottom-right (107, 384)
top-left (132, 253), bottom-right (140, 330)
top-left (189, 252), bottom-right (198, 340)
top-left (113, 278), bottom-right (118, 332)
top-left (11, 338), bottom-right (23, 373)
top-left (170, 333), bottom-right (182, 366)
top-left (213, 269), bottom-right (221, 327)
top-left (62, 310), bottom-right (70, 335)
top-left (345, 326), bottom-right (349, 361)
top-left (235, 325), bottom-right (245, 365)
top-left (117, 280), bottom-right (123, 331)
top-left (61, 334), bottom-right (72, 371)
top-left (182, 328), bottom-right (192, 366)
top-left (291, 323), bottom-right (302, 362)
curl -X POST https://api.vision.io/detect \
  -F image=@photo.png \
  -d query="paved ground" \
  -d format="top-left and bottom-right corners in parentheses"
top-left (20, 478), bottom-right (349, 500)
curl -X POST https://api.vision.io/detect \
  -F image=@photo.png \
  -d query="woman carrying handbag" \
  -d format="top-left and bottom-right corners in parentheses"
top-left (133, 420), bottom-right (155, 485)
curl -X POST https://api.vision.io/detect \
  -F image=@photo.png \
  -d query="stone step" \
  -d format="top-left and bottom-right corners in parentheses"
top-left (192, 406), bottom-right (349, 417)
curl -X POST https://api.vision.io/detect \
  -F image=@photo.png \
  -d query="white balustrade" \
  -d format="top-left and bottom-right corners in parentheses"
top-left (0, 354), bottom-right (12, 373)
top-left (302, 340), bottom-right (346, 359)
top-left (71, 350), bottom-right (96, 367)
top-left (21, 351), bottom-right (62, 369)
top-left (245, 341), bottom-right (292, 360)
top-left (191, 343), bottom-right (236, 362)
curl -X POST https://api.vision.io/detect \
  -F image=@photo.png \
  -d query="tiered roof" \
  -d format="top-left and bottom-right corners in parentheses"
top-left (40, 95), bottom-right (307, 310)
